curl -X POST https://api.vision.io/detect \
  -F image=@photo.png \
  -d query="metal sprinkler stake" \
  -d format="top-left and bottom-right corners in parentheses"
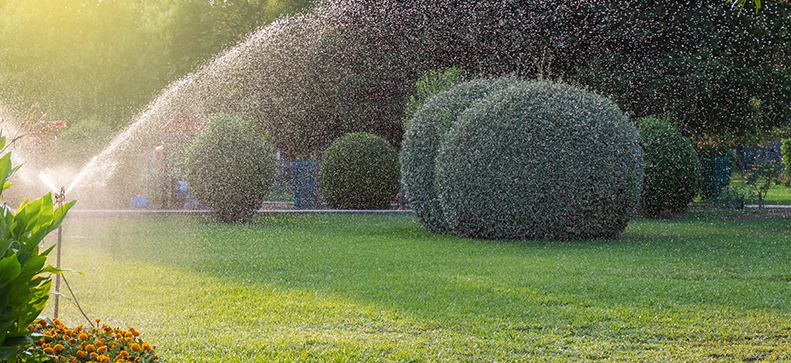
top-left (53, 187), bottom-right (65, 318)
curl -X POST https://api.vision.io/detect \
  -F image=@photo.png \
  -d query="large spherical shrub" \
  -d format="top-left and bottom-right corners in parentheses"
top-left (400, 76), bottom-right (517, 233)
top-left (435, 79), bottom-right (644, 240)
top-left (320, 132), bottom-right (400, 209)
top-left (638, 114), bottom-right (700, 217)
top-left (184, 114), bottom-right (276, 222)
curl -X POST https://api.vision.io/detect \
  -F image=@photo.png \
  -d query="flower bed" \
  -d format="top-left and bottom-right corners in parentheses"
top-left (30, 318), bottom-right (157, 363)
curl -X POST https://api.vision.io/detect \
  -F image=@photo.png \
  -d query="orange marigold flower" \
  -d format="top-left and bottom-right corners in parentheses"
top-left (90, 352), bottom-right (99, 359)
top-left (43, 347), bottom-right (55, 355)
top-left (27, 325), bottom-right (34, 330)
top-left (54, 344), bottom-right (65, 352)
top-left (95, 319), bottom-right (101, 324)
top-left (124, 337), bottom-right (133, 343)
top-left (142, 342), bottom-right (153, 352)
top-left (53, 318), bottom-right (62, 325)
top-left (79, 332), bottom-right (89, 340)
top-left (130, 343), bottom-right (141, 352)
top-left (107, 341), bottom-right (116, 348)
top-left (124, 332), bottom-right (133, 338)
top-left (76, 350), bottom-right (87, 357)
top-left (70, 357), bottom-right (79, 363)
top-left (97, 346), bottom-right (108, 354)
top-left (86, 344), bottom-right (96, 352)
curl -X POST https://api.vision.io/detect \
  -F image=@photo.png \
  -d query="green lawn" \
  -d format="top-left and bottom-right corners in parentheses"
top-left (44, 212), bottom-right (791, 362)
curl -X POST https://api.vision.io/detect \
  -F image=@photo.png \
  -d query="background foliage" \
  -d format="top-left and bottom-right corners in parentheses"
top-left (0, 0), bottom-right (312, 132)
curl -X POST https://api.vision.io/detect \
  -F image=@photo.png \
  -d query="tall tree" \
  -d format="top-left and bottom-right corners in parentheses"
top-left (575, 0), bottom-right (791, 144)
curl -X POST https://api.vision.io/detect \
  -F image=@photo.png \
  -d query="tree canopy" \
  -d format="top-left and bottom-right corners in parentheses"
top-left (0, 0), bottom-right (312, 129)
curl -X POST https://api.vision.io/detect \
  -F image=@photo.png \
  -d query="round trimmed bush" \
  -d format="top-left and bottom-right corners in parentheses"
top-left (320, 132), bottom-right (400, 209)
top-left (184, 114), bottom-right (276, 222)
top-left (435, 79), bottom-right (644, 240)
top-left (638, 114), bottom-right (700, 217)
top-left (400, 76), bottom-right (517, 233)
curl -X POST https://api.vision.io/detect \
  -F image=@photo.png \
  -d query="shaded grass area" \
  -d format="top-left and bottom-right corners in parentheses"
top-left (44, 212), bottom-right (791, 362)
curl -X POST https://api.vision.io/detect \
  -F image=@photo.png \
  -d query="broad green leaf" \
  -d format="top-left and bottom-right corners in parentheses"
top-left (0, 345), bottom-right (20, 360)
top-left (0, 256), bottom-right (21, 282)
top-left (50, 200), bottom-right (77, 231)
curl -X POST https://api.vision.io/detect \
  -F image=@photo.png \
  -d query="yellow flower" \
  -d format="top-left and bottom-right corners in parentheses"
top-left (86, 344), bottom-right (96, 352)
top-left (90, 352), bottom-right (99, 359)
top-left (54, 344), bottom-right (65, 353)
top-left (142, 342), bottom-right (153, 352)
top-left (130, 343), bottom-right (141, 352)
top-left (76, 350), bottom-right (87, 357)
top-left (97, 346), bottom-right (108, 354)
top-left (78, 332), bottom-right (89, 340)
top-left (43, 347), bottom-right (55, 355)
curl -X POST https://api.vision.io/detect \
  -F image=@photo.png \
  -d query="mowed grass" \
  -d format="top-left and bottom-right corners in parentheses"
top-left (43, 212), bottom-right (791, 362)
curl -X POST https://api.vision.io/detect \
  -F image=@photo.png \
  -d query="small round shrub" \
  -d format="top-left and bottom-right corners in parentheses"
top-left (185, 114), bottom-right (275, 222)
top-left (435, 79), bottom-right (644, 240)
top-left (638, 114), bottom-right (700, 217)
top-left (400, 76), bottom-right (517, 233)
top-left (320, 132), bottom-right (400, 209)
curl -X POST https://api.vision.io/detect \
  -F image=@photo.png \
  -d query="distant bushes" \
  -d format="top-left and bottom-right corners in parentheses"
top-left (185, 114), bottom-right (275, 222)
top-left (402, 77), bottom-right (644, 240)
top-left (319, 132), bottom-right (400, 209)
top-left (637, 114), bottom-right (700, 217)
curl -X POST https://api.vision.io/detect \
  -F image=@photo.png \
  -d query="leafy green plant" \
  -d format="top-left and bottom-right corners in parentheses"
top-left (434, 78), bottom-right (643, 240)
top-left (637, 114), bottom-right (700, 217)
top-left (0, 135), bottom-right (75, 362)
top-left (744, 157), bottom-right (782, 208)
top-left (319, 132), bottom-right (400, 210)
top-left (184, 114), bottom-right (276, 223)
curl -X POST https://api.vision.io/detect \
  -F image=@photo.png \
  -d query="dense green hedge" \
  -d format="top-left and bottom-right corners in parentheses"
top-left (320, 132), bottom-right (400, 209)
top-left (184, 114), bottom-right (276, 222)
top-left (637, 114), bottom-right (700, 217)
top-left (405, 77), bottom-right (643, 240)
top-left (400, 76), bottom-right (517, 233)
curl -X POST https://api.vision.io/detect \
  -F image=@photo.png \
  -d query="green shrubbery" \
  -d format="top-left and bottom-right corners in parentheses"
top-left (400, 76), bottom-right (517, 233)
top-left (403, 77), bottom-right (643, 240)
top-left (637, 114), bottom-right (700, 217)
top-left (319, 132), bottom-right (400, 210)
top-left (184, 114), bottom-right (275, 222)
